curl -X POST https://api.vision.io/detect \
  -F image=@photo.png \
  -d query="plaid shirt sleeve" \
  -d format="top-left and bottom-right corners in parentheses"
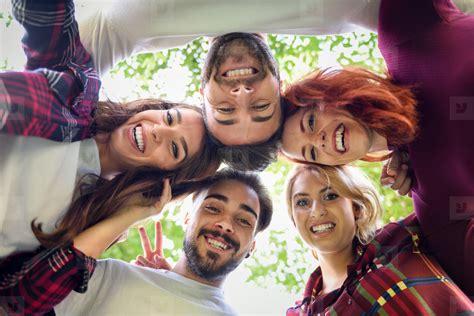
top-left (0, 243), bottom-right (96, 315)
top-left (0, 0), bottom-right (101, 142)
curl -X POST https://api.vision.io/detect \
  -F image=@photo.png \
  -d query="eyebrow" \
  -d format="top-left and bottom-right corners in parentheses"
top-left (204, 194), bottom-right (258, 219)
top-left (293, 187), bottom-right (332, 198)
top-left (175, 108), bottom-right (182, 124)
top-left (180, 136), bottom-right (188, 162)
top-left (212, 101), bottom-right (277, 125)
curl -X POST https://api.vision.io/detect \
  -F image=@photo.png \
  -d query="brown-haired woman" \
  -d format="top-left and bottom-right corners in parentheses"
top-left (280, 0), bottom-right (474, 296)
top-left (0, 0), bottom-right (220, 259)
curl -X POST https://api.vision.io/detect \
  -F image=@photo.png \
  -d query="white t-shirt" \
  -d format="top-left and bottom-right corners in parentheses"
top-left (76, 0), bottom-right (474, 77)
top-left (55, 259), bottom-right (237, 316)
top-left (0, 135), bottom-right (100, 257)
top-left (76, 0), bottom-right (380, 76)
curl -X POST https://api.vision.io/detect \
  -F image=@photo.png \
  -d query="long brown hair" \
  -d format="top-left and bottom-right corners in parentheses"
top-left (32, 99), bottom-right (221, 248)
top-left (284, 68), bottom-right (418, 162)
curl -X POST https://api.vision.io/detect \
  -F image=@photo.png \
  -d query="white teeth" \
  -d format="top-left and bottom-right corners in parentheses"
top-left (225, 67), bottom-right (254, 77)
top-left (207, 238), bottom-right (228, 250)
top-left (133, 126), bottom-right (144, 152)
top-left (311, 223), bottom-right (335, 233)
top-left (335, 124), bottom-right (345, 152)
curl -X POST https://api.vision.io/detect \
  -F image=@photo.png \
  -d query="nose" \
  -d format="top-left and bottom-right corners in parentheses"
top-left (309, 202), bottom-right (327, 218)
top-left (230, 84), bottom-right (254, 96)
top-left (215, 218), bottom-right (234, 234)
top-left (152, 124), bottom-right (170, 145)
top-left (314, 130), bottom-right (327, 151)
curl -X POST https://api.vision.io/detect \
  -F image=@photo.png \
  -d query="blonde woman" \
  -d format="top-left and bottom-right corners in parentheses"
top-left (285, 164), bottom-right (473, 315)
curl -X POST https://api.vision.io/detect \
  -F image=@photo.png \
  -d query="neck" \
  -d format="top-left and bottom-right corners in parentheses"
top-left (369, 131), bottom-right (389, 153)
top-left (172, 257), bottom-right (225, 288)
top-left (94, 135), bottom-right (123, 178)
top-left (316, 245), bottom-right (354, 294)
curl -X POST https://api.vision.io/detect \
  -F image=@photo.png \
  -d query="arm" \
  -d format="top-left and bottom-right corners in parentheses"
top-left (0, 180), bottom-right (171, 314)
top-left (78, 0), bottom-right (379, 76)
top-left (0, 0), bottom-right (100, 142)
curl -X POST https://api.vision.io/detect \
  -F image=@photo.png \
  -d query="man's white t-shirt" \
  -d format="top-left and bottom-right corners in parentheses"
top-left (55, 259), bottom-right (237, 316)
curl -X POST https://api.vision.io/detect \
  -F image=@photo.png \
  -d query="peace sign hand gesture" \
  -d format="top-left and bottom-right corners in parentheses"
top-left (131, 221), bottom-right (172, 271)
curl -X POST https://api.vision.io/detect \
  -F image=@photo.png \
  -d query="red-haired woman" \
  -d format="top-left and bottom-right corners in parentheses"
top-left (281, 0), bottom-right (474, 296)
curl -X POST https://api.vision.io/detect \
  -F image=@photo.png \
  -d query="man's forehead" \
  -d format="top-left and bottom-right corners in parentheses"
top-left (193, 180), bottom-right (259, 209)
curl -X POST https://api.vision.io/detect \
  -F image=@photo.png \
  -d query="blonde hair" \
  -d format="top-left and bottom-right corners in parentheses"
top-left (285, 164), bottom-right (383, 245)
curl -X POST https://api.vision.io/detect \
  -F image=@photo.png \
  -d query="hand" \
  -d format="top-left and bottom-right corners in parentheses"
top-left (121, 178), bottom-right (173, 220)
top-left (380, 150), bottom-right (413, 197)
top-left (131, 221), bottom-right (172, 271)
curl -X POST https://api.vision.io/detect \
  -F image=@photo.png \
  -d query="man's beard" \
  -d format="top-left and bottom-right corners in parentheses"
top-left (201, 32), bottom-right (279, 86)
top-left (183, 228), bottom-right (243, 280)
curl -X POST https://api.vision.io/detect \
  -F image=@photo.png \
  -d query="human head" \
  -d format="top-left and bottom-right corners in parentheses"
top-left (183, 168), bottom-right (273, 281)
top-left (281, 68), bottom-right (418, 165)
top-left (94, 99), bottom-right (221, 180)
top-left (201, 32), bottom-right (282, 147)
top-left (285, 164), bottom-right (383, 255)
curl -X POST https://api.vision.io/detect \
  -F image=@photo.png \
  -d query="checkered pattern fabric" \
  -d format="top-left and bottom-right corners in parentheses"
top-left (0, 0), bottom-right (100, 142)
top-left (287, 214), bottom-right (474, 315)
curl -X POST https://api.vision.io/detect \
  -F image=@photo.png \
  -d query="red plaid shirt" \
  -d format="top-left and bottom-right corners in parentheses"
top-left (0, 244), bottom-right (96, 315)
top-left (0, 0), bottom-right (100, 142)
top-left (287, 214), bottom-right (474, 315)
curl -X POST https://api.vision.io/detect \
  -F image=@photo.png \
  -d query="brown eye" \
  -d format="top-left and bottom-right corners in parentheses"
top-left (171, 141), bottom-right (179, 159)
top-left (252, 103), bottom-right (270, 111)
top-left (310, 147), bottom-right (316, 161)
top-left (308, 113), bottom-right (315, 131)
top-left (217, 107), bottom-right (234, 114)
top-left (167, 111), bottom-right (174, 125)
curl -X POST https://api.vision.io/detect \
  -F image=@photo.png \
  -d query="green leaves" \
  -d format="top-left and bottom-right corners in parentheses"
top-left (101, 31), bottom-right (412, 294)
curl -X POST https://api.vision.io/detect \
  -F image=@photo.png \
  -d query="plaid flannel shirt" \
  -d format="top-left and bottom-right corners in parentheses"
top-left (0, 244), bottom-right (96, 315)
top-left (0, 0), bottom-right (98, 314)
top-left (0, 0), bottom-right (100, 142)
top-left (287, 214), bottom-right (474, 315)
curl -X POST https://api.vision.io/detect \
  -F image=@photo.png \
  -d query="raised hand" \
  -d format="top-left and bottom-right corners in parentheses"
top-left (131, 221), bottom-right (172, 271)
top-left (380, 150), bottom-right (413, 197)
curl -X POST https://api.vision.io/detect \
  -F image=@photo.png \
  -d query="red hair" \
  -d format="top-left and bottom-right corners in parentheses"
top-left (283, 68), bottom-right (418, 162)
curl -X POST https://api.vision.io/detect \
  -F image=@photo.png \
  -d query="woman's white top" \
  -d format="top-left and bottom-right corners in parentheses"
top-left (0, 135), bottom-right (100, 257)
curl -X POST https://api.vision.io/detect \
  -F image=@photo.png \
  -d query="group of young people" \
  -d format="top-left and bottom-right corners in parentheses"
top-left (1, 0), bottom-right (473, 314)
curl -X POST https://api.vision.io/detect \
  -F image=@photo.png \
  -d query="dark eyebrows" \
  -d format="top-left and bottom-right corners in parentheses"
top-left (180, 136), bottom-right (188, 161)
top-left (214, 117), bottom-right (237, 125)
top-left (175, 108), bottom-right (182, 124)
top-left (239, 204), bottom-right (258, 219)
top-left (203, 194), bottom-right (258, 219)
top-left (204, 194), bottom-right (228, 202)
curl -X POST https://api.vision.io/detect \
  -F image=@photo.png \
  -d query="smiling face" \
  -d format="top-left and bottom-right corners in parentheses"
top-left (201, 33), bottom-right (281, 145)
top-left (282, 106), bottom-right (374, 165)
top-left (108, 108), bottom-right (205, 171)
top-left (290, 171), bottom-right (358, 255)
top-left (183, 179), bottom-right (260, 280)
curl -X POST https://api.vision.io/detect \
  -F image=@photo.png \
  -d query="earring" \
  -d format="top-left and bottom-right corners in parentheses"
top-left (245, 253), bottom-right (251, 259)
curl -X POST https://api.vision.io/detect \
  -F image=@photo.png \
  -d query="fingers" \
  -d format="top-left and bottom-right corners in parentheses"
top-left (154, 221), bottom-right (164, 256)
top-left (391, 164), bottom-right (408, 190)
top-left (386, 153), bottom-right (400, 177)
top-left (154, 254), bottom-right (172, 271)
top-left (160, 178), bottom-right (172, 204)
top-left (398, 175), bottom-right (412, 196)
top-left (138, 226), bottom-right (153, 259)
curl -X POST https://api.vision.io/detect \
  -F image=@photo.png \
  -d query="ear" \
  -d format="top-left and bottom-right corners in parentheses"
top-left (184, 212), bottom-right (191, 225)
top-left (199, 86), bottom-right (204, 96)
top-left (353, 203), bottom-right (361, 220)
top-left (249, 240), bottom-right (256, 254)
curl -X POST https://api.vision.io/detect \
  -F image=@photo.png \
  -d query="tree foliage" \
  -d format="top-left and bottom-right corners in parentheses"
top-left (101, 31), bottom-right (414, 295)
